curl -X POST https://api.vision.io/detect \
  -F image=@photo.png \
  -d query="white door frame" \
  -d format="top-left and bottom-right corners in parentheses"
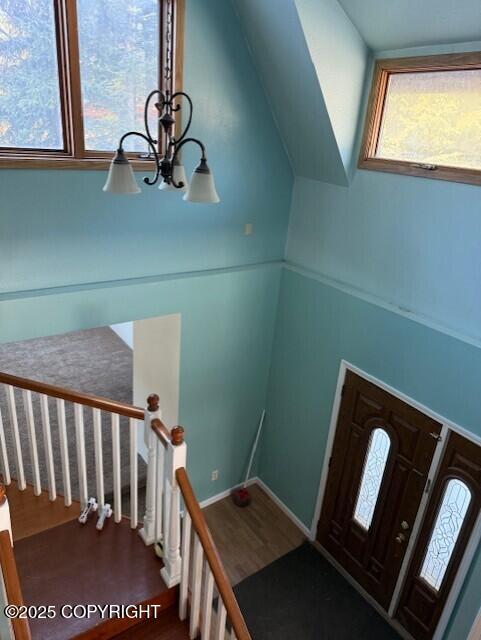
top-left (310, 359), bottom-right (481, 640)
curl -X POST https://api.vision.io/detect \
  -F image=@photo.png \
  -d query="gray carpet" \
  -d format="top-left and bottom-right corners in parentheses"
top-left (0, 327), bottom-right (146, 515)
top-left (234, 542), bottom-right (401, 639)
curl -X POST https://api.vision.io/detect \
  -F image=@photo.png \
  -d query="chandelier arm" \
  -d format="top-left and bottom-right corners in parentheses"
top-left (169, 92), bottom-right (193, 146)
top-left (118, 131), bottom-right (161, 186)
top-left (170, 137), bottom-right (207, 188)
top-left (144, 89), bottom-right (165, 145)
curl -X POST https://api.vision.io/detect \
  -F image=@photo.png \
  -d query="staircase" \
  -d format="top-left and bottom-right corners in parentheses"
top-left (0, 371), bottom-right (251, 639)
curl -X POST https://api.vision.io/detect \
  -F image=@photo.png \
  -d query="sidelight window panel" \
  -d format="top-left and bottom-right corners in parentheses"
top-left (353, 428), bottom-right (391, 530)
top-left (419, 478), bottom-right (472, 591)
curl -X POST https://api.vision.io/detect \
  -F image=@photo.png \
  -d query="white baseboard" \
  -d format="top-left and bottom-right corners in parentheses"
top-left (198, 476), bottom-right (311, 539)
top-left (255, 478), bottom-right (312, 538)
top-left (199, 477), bottom-right (258, 509)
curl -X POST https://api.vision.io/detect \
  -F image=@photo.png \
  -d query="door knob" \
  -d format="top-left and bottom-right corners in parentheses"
top-left (395, 533), bottom-right (406, 544)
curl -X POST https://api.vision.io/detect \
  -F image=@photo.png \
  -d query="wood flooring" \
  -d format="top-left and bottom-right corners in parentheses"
top-left (6, 480), bottom-right (80, 541)
top-left (204, 483), bottom-right (306, 585)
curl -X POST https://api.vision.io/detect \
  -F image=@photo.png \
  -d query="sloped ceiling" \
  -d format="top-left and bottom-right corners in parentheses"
top-left (234, 0), bottom-right (368, 186)
top-left (338, 0), bottom-right (481, 51)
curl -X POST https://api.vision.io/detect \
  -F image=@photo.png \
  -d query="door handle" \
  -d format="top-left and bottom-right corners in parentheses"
top-left (395, 533), bottom-right (406, 544)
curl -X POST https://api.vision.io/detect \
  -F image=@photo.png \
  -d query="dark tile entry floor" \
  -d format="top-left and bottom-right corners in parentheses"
top-left (234, 542), bottom-right (401, 639)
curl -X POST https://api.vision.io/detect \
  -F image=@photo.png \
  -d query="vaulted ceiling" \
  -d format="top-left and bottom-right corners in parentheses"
top-left (338, 0), bottom-right (481, 52)
top-left (234, 0), bottom-right (481, 187)
top-left (234, 0), bottom-right (367, 186)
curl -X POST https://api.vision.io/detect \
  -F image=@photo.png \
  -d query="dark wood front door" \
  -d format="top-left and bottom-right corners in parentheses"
top-left (396, 431), bottom-right (481, 640)
top-left (317, 370), bottom-right (442, 609)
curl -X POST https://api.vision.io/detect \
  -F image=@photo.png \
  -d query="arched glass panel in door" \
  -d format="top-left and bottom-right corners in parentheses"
top-left (419, 478), bottom-right (472, 591)
top-left (353, 428), bottom-right (391, 530)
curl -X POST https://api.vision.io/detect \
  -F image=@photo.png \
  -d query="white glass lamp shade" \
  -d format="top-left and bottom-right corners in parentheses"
top-left (183, 159), bottom-right (220, 204)
top-left (158, 159), bottom-right (188, 192)
top-left (103, 149), bottom-right (141, 194)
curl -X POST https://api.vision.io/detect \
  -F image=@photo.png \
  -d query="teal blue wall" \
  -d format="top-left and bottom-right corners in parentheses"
top-left (262, 267), bottom-right (481, 639)
top-left (0, 1), bottom-right (290, 507)
top-left (0, 0), bottom-right (292, 295)
top-left (287, 40), bottom-right (481, 344)
top-left (263, 38), bottom-right (481, 640)
top-left (0, 263), bottom-right (282, 502)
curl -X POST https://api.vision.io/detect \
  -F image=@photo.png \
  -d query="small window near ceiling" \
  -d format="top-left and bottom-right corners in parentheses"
top-left (353, 428), bottom-right (391, 530)
top-left (419, 478), bottom-right (472, 592)
top-left (0, 0), bottom-right (184, 169)
top-left (359, 52), bottom-right (481, 186)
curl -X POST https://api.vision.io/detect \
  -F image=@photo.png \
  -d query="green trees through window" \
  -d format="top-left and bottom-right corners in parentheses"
top-left (77, 0), bottom-right (158, 152)
top-left (0, 0), bottom-right (171, 164)
top-left (0, 1), bottom-right (63, 150)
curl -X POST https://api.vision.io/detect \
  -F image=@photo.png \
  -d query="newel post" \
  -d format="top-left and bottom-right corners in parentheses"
top-left (161, 426), bottom-right (186, 588)
top-left (139, 394), bottom-right (160, 546)
top-left (0, 485), bottom-right (12, 545)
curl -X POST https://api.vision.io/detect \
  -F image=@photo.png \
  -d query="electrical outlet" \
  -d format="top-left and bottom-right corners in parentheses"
top-left (211, 470), bottom-right (219, 481)
top-left (244, 223), bottom-right (253, 236)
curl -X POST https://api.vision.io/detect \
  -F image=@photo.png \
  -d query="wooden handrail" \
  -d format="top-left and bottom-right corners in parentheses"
top-left (151, 418), bottom-right (171, 447)
top-left (0, 371), bottom-right (144, 421)
top-left (0, 530), bottom-right (31, 640)
top-left (176, 467), bottom-right (251, 640)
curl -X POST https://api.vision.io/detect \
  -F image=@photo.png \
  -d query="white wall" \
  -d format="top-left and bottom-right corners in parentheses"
top-left (133, 314), bottom-right (181, 458)
top-left (110, 322), bottom-right (133, 349)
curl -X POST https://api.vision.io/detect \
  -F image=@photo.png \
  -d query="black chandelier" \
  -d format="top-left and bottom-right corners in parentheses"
top-left (103, 1), bottom-right (219, 204)
top-left (103, 90), bottom-right (219, 204)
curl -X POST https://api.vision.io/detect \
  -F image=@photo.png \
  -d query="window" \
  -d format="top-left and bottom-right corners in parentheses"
top-left (419, 478), bottom-right (472, 592)
top-left (0, 0), bottom-right (183, 169)
top-left (353, 428), bottom-right (391, 530)
top-left (359, 52), bottom-right (481, 186)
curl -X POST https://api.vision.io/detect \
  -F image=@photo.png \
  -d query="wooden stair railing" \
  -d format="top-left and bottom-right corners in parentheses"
top-left (176, 467), bottom-right (251, 640)
top-left (0, 369), bottom-right (247, 637)
top-left (0, 370), bottom-right (190, 589)
top-left (0, 485), bottom-right (31, 640)
top-left (0, 530), bottom-right (31, 640)
top-left (0, 370), bottom-right (146, 531)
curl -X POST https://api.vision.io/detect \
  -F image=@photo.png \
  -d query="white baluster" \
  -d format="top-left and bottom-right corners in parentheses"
top-left (0, 490), bottom-right (12, 545)
top-left (5, 386), bottom-right (25, 490)
top-left (155, 439), bottom-right (164, 548)
top-left (74, 403), bottom-right (88, 508)
top-left (189, 534), bottom-right (204, 640)
top-left (129, 418), bottom-right (138, 528)
top-left (111, 413), bottom-right (121, 523)
top-left (22, 390), bottom-right (41, 496)
top-left (179, 511), bottom-right (192, 621)
top-left (162, 481), bottom-right (182, 588)
top-left (214, 602), bottom-right (227, 640)
top-left (56, 399), bottom-right (72, 506)
top-left (201, 563), bottom-right (215, 639)
top-left (139, 395), bottom-right (160, 546)
top-left (93, 409), bottom-right (104, 509)
top-left (39, 394), bottom-right (56, 501)
top-left (0, 408), bottom-right (11, 485)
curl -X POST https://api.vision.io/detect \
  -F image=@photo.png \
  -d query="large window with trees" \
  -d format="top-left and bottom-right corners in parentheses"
top-left (0, 0), bottom-right (183, 169)
top-left (359, 52), bottom-right (481, 187)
